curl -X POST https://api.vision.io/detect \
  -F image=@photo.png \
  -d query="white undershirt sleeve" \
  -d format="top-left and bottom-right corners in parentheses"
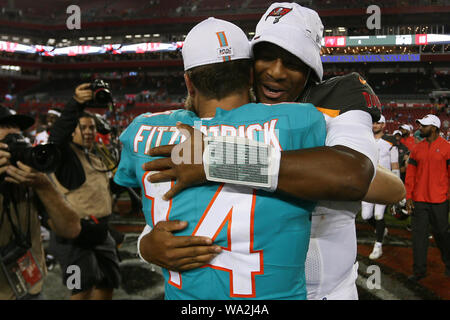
top-left (325, 110), bottom-right (379, 181)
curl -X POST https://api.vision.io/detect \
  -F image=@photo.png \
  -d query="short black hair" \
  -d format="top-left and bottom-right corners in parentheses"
top-left (79, 111), bottom-right (95, 120)
top-left (186, 59), bottom-right (252, 100)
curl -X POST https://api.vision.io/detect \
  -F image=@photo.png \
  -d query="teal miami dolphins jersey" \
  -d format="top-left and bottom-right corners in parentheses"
top-left (114, 103), bottom-right (326, 300)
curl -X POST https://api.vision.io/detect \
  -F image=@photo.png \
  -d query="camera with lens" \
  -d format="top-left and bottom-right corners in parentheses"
top-left (88, 79), bottom-right (113, 107)
top-left (1, 133), bottom-right (61, 174)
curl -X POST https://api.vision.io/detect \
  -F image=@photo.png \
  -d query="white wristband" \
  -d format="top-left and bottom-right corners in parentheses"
top-left (203, 136), bottom-right (280, 192)
top-left (137, 224), bottom-right (153, 263)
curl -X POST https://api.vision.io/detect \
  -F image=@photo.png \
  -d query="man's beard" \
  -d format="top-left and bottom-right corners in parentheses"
top-left (419, 131), bottom-right (429, 138)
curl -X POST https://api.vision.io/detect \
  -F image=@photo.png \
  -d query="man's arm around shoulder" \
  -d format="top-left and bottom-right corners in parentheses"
top-left (277, 145), bottom-right (373, 201)
top-left (276, 109), bottom-right (376, 201)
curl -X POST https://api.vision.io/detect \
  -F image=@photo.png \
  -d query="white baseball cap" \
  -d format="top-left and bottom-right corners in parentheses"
top-left (251, 2), bottom-right (324, 81)
top-left (182, 17), bottom-right (251, 71)
top-left (377, 115), bottom-right (386, 123)
top-left (416, 114), bottom-right (441, 128)
top-left (48, 109), bottom-right (61, 117)
top-left (393, 130), bottom-right (402, 135)
top-left (400, 124), bottom-right (412, 131)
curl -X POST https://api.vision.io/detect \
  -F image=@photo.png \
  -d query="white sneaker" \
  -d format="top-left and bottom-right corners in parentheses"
top-left (369, 244), bottom-right (383, 260)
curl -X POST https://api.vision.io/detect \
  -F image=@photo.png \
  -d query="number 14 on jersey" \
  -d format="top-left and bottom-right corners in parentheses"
top-left (143, 172), bottom-right (264, 298)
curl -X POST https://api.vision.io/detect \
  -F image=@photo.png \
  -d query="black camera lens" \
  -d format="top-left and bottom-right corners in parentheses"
top-left (29, 144), bottom-right (60, 173)
top-left (90, 79), bottom-right (113, 107)
top-left (94, 89), bottom-right (112, 105)
top-left (1, 133), bottom-right (60, 173)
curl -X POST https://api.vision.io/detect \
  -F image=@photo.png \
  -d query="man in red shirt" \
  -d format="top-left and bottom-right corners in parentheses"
top-left (405, 114), bottom-right (450, 281)
top-left (400, 124), bottom-right (416, 152)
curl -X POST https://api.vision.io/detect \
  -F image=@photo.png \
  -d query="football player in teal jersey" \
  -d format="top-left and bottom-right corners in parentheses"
top-left (114, 18), bottom-right (326, 299)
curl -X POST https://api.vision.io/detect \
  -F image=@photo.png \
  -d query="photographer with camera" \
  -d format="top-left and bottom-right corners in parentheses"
top-left (0, 105), bottom-right (81, 300)
top-left (48, 83), bottom-right (121, 300)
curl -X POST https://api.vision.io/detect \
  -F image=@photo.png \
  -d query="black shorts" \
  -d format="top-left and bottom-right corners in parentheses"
top-left (49, 232), bottom-right (121, 295)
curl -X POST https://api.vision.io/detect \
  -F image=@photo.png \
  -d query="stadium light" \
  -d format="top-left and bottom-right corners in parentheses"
top-left (1, 65), bottom-right (21, 71)
top-left (79, 37), bottom-right (86, 41)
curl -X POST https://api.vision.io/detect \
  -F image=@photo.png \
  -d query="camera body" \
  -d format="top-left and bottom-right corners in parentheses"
top-left (1, 133), bottom-right (60, 173)
top-left (94, 113), bottom-right (112, 135)
top-left (88, 79), bottom-right (113, 107)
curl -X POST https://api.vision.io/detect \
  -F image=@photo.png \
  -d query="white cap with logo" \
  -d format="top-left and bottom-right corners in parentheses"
top-left (251, 2), bottom-right (324, 81)
top-left (182, 17), bottom-right (251, 71)
top-left (416, 114), bottom-right (441, 128)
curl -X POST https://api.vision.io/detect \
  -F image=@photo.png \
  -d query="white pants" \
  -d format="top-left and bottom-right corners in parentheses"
top-left (361, 201), bottom-right (386, 220)
top-left (310, 262), bottom-right (359, 300)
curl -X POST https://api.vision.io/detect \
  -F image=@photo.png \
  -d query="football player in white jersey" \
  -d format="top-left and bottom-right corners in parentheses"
top-left (361, 115), bottom-right (400, 260)
top-left (137, 3), bottom-right (405, 300)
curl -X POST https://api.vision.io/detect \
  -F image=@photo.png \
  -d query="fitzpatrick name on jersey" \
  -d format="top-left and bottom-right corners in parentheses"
top-left (132, 117), bottom-right (282, 155)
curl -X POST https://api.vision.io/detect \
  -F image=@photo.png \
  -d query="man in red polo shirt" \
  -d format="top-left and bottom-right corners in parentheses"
top-left (405, 114), bottom-right (450, 281)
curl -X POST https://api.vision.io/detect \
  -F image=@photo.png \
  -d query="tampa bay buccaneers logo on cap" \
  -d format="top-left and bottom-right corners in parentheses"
top-left (265, 7), bottom-right (292, 24)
